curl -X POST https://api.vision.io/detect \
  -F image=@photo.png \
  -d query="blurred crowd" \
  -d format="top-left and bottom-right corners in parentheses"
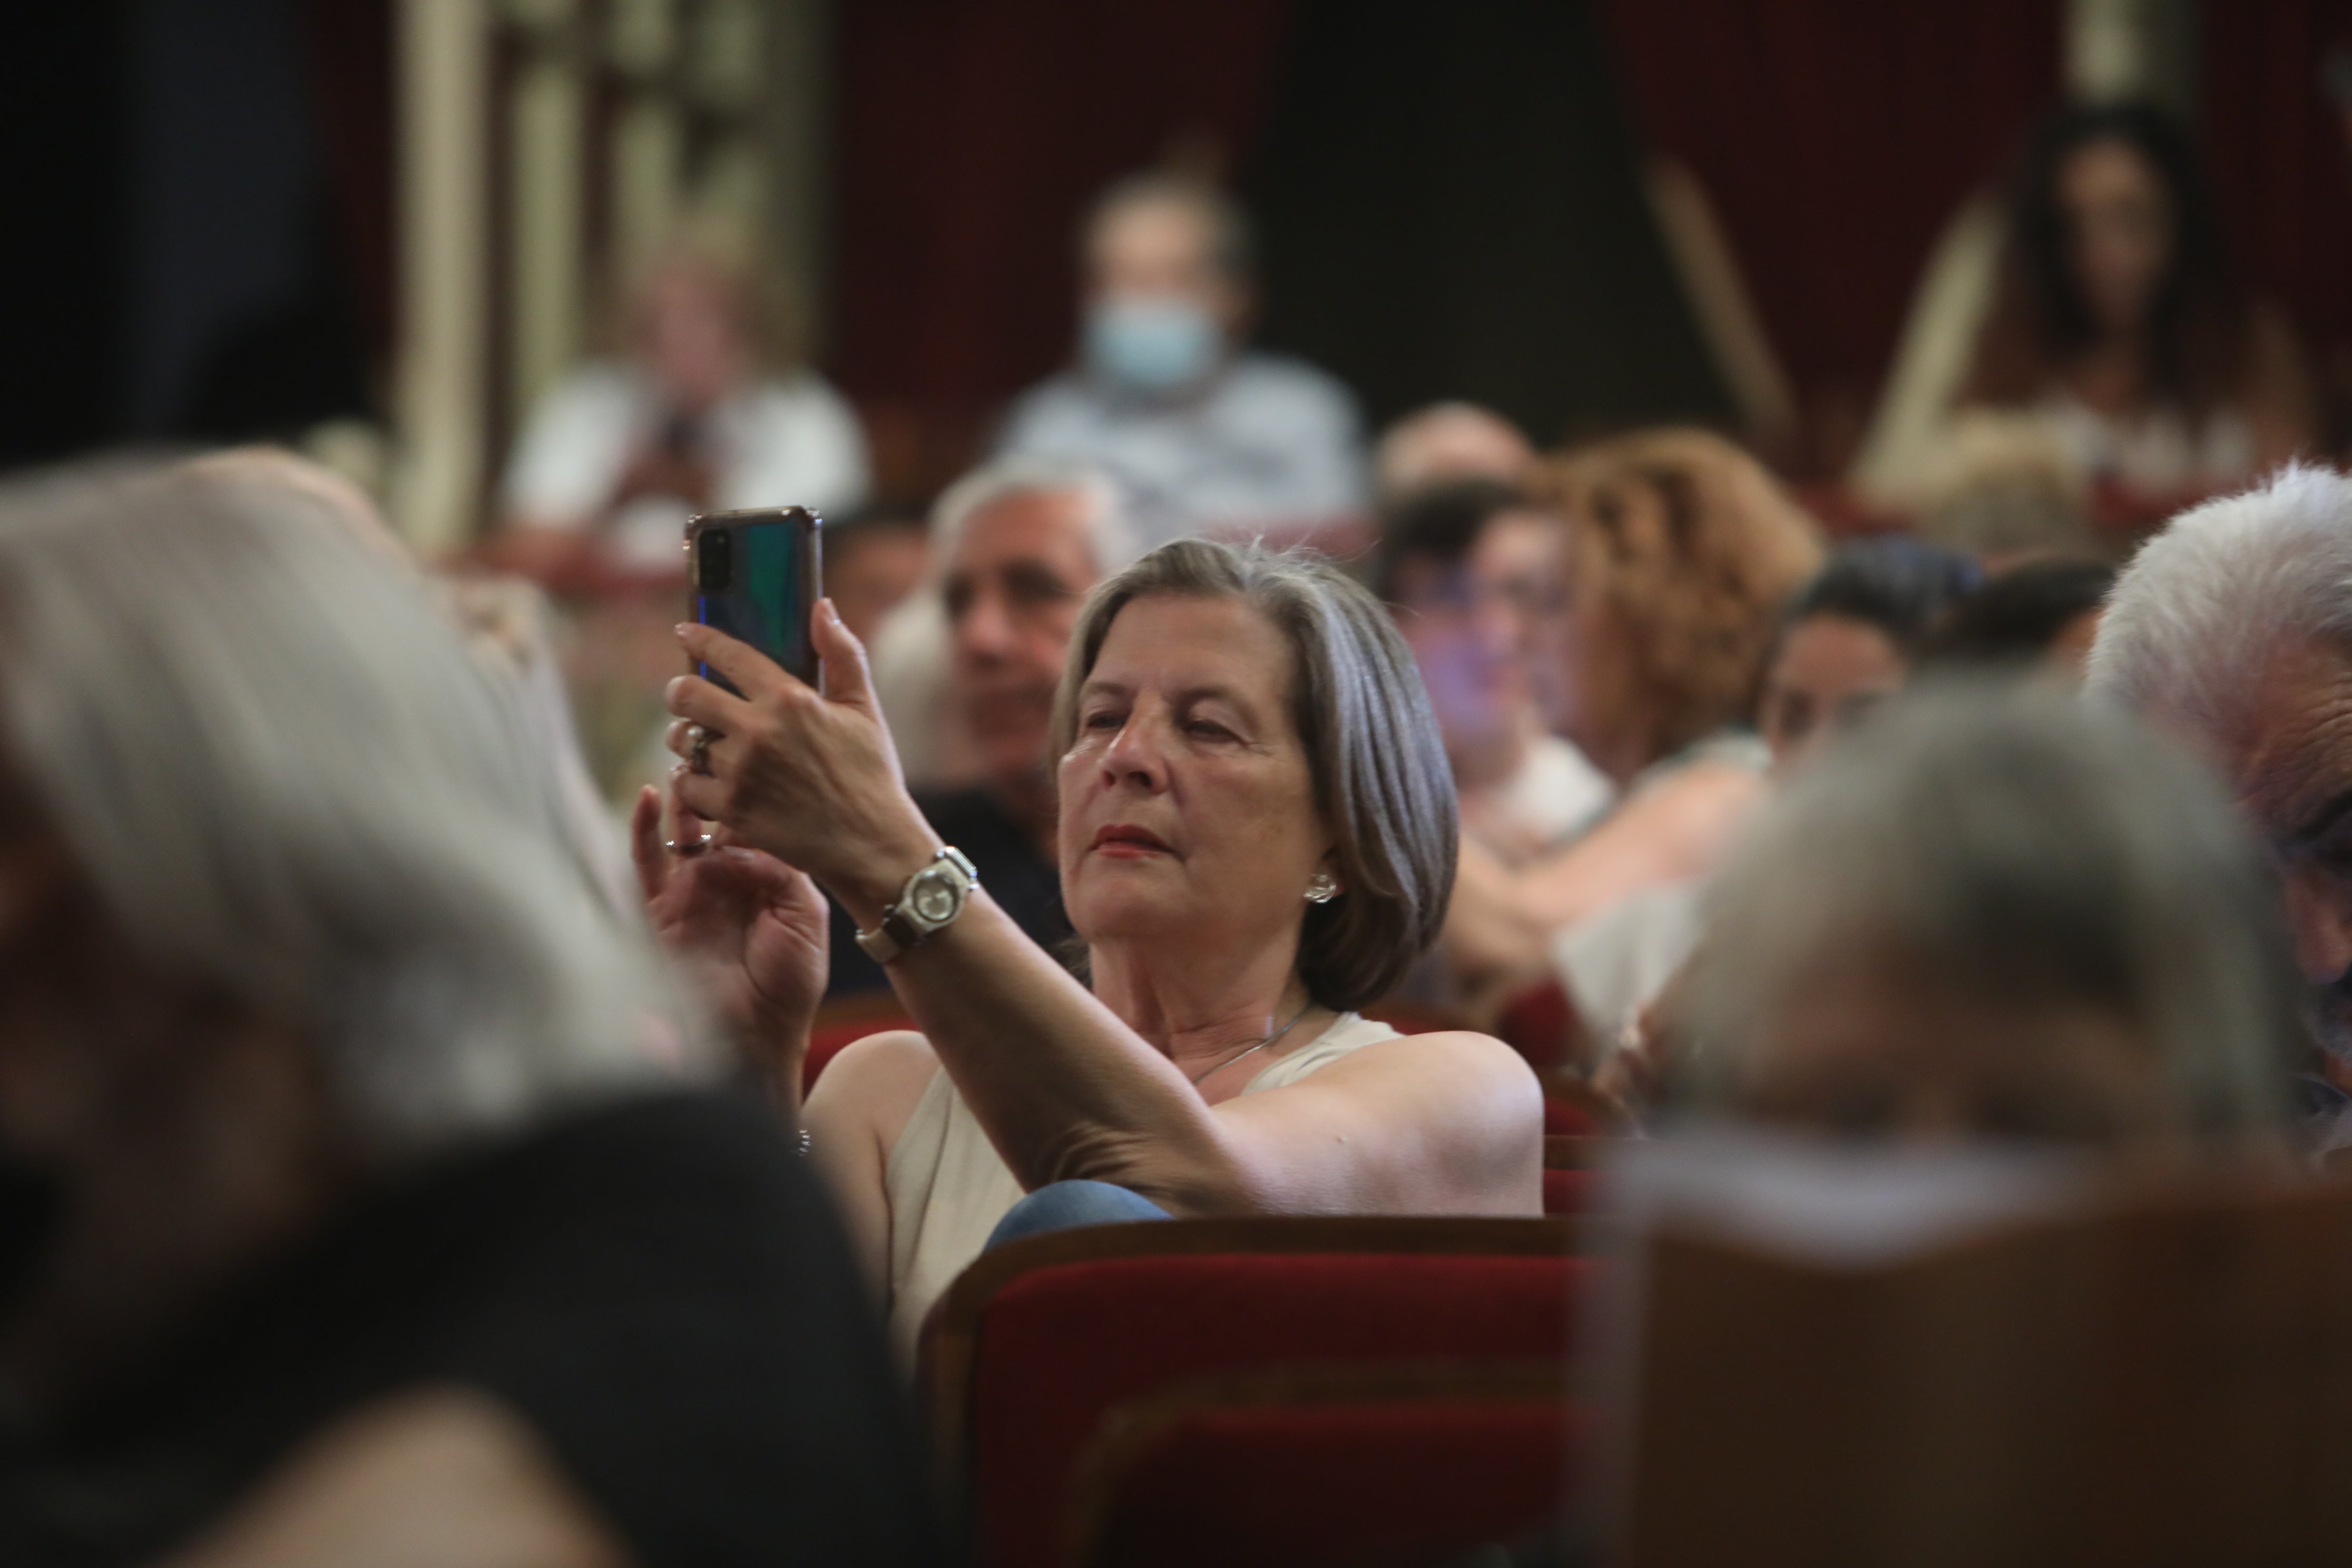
top-left (7, 94), bottom-right (2352, 1567)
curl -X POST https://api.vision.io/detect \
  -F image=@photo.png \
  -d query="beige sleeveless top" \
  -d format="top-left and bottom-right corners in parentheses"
top-left (881, 1011), bottom-right (1402, 1363)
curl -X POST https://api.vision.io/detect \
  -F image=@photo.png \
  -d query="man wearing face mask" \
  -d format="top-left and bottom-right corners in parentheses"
top-left (995, 174), bottom-right (1367, 548)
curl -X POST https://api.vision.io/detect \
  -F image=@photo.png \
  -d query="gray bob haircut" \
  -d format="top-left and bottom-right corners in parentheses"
top-left (0, 468), bottom-right (679, 1158)
top-left (1050, 538), bottom-right (1459, 1011)
top-left (2088, 463), bottom-right (2352, 733)
top-left (1678, 683), bottom-right (2300, 1135)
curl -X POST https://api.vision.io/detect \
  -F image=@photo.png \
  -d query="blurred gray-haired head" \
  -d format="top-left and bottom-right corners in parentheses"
top-left (2088, 464), bottom-right (2352, 739)
top-left (926, 456), bottom-right (1138, 578)
top-left (0, 466), bottom-right (681, 1159)
top-left (1677, 682), bottom-right (2300, 1140)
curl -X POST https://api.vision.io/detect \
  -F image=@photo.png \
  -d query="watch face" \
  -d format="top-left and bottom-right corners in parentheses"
top-left (910, 869), bottom-right (961, 924)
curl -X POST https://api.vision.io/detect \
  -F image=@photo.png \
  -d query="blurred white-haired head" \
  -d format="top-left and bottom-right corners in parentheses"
top-left (0, 465), bottom-right (684, 1159)
top-left (2088, 465), bottom-right (2352, 744)
top-left (1674, 682), bottom-right (2300, 1144)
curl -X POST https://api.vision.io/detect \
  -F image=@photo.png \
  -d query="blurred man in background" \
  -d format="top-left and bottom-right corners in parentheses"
top-left (994, 174), bottom-right (1365, 548)
top-left (1374, 403), bottom-right (1538, 503)
top-left (840, 460), bottom-right (1136, 995)
top-left (2090, 466), bottom-right (2352, 1153)
top-left (494, 240), bottom-right (870, 584)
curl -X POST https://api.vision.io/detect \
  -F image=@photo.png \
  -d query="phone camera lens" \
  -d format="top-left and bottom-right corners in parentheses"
top-left (697, 528), bottom-right (732, 591)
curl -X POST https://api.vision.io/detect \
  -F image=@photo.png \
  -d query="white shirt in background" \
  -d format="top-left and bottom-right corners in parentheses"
top-left (1463, 732), bottom-right (1615, 863)
top-left (502, 362), bottom-right (871, 567)
top-left (1554, 879), bottom-right (1706, 1053)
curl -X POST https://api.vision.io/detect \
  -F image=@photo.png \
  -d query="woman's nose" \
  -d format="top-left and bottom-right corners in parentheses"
top-left (1099, 709), bottom-right (1171, 788)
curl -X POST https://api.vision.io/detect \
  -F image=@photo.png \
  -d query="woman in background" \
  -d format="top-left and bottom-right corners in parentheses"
top-left (1442, 430), bottom-right (1821, 1005)
top-left (1560, 537), bottom-right (1978, 1060)
top-left (494, 236), bottom-right (870, 583)
top-left (1960, 101), bottom-right (2315, 508)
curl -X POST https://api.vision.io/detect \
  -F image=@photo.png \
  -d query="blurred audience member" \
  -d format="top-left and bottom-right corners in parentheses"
top-left (655, 540), bottom-right (1539, 1357)
top-left (190, 446), bottom-right (636, 918)
top-left (1561, 538), bottom-right (1977, 1054)
top-left (0, 467), bottom-right (944, 1567)
top-left (1670, 685), bottom-right (2297, 1145)
top-left (1443, 432), bottom-right (1822, 1001)
top-left (994, 174), bottom-right (1365, 547)
top-left (1917, 555), bottom-right (2116, 681)
top-left (1907, 410), bottom-right (2099, 569)
top-left (823, 506), bottom-right (929, 645)
top-left (844, 462), bottom-right (1136, 994)
top-left (1377, 479), bottom-right (1611, 862)
top-left (1374, 402), bottom-right (1537, 501)
top-left (1753, 538), bottom-right (1982, 773)
top-left (2091, 465), bottom-right (2352, 1151)
top-left (1961, 102), bottom-right (2315, 508)
top-left (496, 239), bottom-right (869, 580)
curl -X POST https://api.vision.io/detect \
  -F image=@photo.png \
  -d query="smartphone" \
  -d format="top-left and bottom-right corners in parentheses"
top-left (685, 506), bottom-right (823, 693)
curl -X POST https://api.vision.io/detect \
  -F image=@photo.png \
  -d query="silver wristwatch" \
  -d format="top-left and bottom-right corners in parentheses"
top-left (854, 846), bottom-right (979, 964)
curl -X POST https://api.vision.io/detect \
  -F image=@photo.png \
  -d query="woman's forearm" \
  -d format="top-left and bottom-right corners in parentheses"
top-left (868, 895), bottom-right (1255, 1211)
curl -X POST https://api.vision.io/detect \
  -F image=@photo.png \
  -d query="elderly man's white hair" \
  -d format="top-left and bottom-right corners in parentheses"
top-left (925, 457), bottom-right (1138, 576)
top-left (869, 458), bottom-right (1138, 787)
top-left (1679, 682), bottom-right (2300, 1136)
top-left (2088, 464), bottom-right (2352, 739)
top-left (0, 467), bottom-right (684, 1158)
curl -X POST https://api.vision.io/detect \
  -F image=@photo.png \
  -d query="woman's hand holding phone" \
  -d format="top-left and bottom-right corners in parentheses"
top-left (664, 602), bottom-right (939, 927)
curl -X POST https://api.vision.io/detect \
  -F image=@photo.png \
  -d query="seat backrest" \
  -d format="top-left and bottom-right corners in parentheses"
top-left (1543, 1136), bottom-right (1606, 1216)
top-left (922, 1216), bottom-right (1587, 1568)
top-left (1069, 1361), bottom-right (1581, 1568)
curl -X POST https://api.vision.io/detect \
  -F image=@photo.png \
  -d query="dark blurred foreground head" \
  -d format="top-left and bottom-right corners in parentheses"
top-left (1673, 683), bottom-right (2300, 1146)
top-left (0, 465), bottom-right (944, 1567)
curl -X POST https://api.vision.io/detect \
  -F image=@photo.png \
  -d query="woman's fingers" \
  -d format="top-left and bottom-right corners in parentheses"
top-left (664, 671), bottom-right (751, 733)
top-left (670, 762), bottom-right (729, 825)
top-left (677, 621), bottom-right (800, 702)
top-left (812, 597), bottom-right (877, 709)
top-left (629, 785), bottom-right (668, 903)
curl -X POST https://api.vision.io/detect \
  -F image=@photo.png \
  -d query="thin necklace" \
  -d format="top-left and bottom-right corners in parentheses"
top-left (1187, 1001), bottom-right (1318, 1087)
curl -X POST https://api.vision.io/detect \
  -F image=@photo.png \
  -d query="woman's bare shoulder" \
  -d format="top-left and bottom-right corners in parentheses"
top-left (1318, 1026), bottom-right (1541, 1101)
top-left (805, 1029), bottom-right (942, 1152)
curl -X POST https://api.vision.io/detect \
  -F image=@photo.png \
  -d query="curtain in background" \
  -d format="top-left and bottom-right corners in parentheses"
top-left (828, 0), bottom-right (1298, 498)
top-left (827, 0), bottom-right (2352, 497)
top-left (1596, 0), bottom-right (2063, 473)
top-left (2202, 0), bottom-right (2352, 446)
top-left (1247, 0), bottom-right (1731, 448)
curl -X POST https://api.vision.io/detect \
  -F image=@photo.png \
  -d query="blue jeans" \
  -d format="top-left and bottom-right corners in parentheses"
top-left (984, 1180), bottom-right (1171, 1250)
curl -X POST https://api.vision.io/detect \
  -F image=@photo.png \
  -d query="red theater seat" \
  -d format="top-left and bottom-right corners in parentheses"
top-left (1543, 1135), bottom-right (1604, 1216)
top-left (803, 995), bottom-right (914, 1090)
top-left (1068, 1361), bottom-right (1580, 1568)
top-left (921, 1216), bottom-right (1589, 1568)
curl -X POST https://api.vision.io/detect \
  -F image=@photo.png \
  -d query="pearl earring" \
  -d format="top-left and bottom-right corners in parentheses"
top-left (1304, 870), bottom-right (1339, 904)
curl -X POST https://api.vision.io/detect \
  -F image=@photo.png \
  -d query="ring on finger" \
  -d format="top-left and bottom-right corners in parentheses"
top-left (664, 830), bottom-right (713, 858)
top-left (687, 723), bottom-right (716, 777)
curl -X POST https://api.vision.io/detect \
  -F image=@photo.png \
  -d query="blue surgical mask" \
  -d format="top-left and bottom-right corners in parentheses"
top-left (1083, 297), bottom-right (1220, 394)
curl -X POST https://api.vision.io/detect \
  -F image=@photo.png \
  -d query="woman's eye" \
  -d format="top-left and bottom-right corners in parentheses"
top-left (1187, 719), bottom-right (1235, 740)
top-left (1082, 710), bottom-right (1123, 731)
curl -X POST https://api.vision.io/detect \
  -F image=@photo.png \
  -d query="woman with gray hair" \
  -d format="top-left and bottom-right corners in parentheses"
top-left (0, 467), bottom-right (946, 1567)
top-left (1664, 683), bottom-right (2301, 1144)
top-left (659, 537), bottom-right (1542, 1355)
